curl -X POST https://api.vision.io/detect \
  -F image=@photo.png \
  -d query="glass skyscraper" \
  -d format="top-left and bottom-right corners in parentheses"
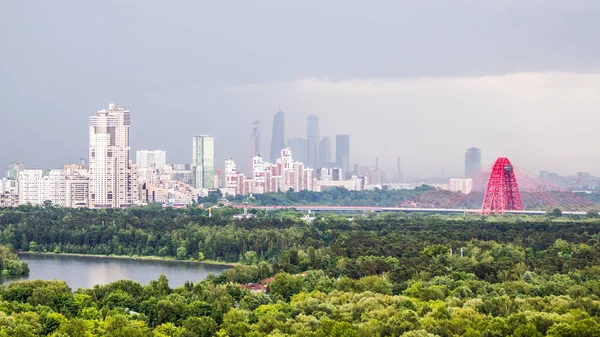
top-left (464, 147), bottom-right (481, 176)
top-left (306, 115), bottom-right (319, 169)
top-left (287, 138), bottom-right (307, 164)
top-left (319, 137), bottom-right (332, 169)
top-left (335, 135), bottom-right (350, 177)
top-left (269, 111), bottom-right (285, 163)
top-left (250, 120), bottom-right (260, 157)
top-left (192, 135), bottom-right (214, 190)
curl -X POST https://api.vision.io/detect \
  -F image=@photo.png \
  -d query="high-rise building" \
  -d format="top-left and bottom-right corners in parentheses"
top-left (252, 156), bottom-right (266, 194)
top-left (136, 150), bottom-right (167, 170)
top-left (318, 137), bottom-right (332, 169)
top-left (192, 135), bottom-right (215, 190)
top-left (89, 104), bottom-right (134, 208)
top-left (336, 135), bottom-right (350, 177)
top-left (306, 115), bottom-right (319, 169)
top-left (250, 120), bottom-right (261, 157)
top-left (287, 138), bottom-right (306, 165)
top-left (269, 111), bottom-right (285, 162)
top-left (464, 147), bottom-right (481, 176)
top-left (223, 159), bottom-right (246, 196)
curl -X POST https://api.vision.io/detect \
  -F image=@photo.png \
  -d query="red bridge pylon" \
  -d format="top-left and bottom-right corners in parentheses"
top-left (481, 157), bottom-right (523, 214)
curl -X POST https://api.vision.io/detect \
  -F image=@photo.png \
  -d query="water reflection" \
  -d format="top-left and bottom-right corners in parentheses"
top-left (3, 253), bottom-right (230, 290)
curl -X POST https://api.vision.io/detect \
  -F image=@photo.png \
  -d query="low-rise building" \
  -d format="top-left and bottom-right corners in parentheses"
top-left (449, 178), bottom-right (474, 194)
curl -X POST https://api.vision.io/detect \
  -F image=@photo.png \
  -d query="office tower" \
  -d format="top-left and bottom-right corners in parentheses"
top-left (136, 150), bottom-right (167, 170)
top-left (336, 135), bottom-right (350, 177)
top-left (250, 120), bottom-right (261, 157)
top-left (287, 138), bottom-right (307, 164)
top-left (192, 135), bottom-right (215, 190)
top-left (89, 104), bottom-right (134, 208)
top-left (464, 147), bottom-right (481, 176)
top-left (306, 115), bottom-right (319, 169)
top-left (318, 137), bottom-right (332, 169)
top-left (269, 110), bottom-right (285, 162)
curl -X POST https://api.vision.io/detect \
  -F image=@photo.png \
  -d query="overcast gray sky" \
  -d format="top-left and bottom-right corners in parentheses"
top-left (1, 1), bottom-right (599, 179)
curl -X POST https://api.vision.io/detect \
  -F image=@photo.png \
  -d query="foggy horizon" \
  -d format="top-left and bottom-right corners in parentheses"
top-left (2, 1), bottom-right (600, 179)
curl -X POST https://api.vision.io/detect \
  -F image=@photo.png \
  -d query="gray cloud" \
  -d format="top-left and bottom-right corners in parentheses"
top-left (224, 73), bottom-right (600, 178)
top-left (1, 1), bottom-right (599, 178)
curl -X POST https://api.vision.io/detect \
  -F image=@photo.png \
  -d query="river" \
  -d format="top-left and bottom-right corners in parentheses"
top-left (2, 253), bottom-right (231, 289)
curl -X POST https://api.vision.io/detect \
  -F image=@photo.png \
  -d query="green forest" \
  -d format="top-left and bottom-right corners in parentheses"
top-left (2, 206), bottom-right (600, 335)
top-left (200, 187), bottom-right (429, 207)
top-left (199, 187), bottom-right (600, 211)
top-left (0, 245), bottom-right (29, 277)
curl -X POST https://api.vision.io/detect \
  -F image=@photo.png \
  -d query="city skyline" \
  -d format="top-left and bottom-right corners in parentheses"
top-left (4, 100), bottom-right (600, 210)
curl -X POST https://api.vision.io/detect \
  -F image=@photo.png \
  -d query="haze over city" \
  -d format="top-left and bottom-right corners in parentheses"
top-left (2, 1), bottom-right (600, 178)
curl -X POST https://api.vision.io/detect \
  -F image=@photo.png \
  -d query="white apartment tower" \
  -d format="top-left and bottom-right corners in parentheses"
top-left (192, 135), bottom-right (215, 191)
top-left (89, 104), bottom-right (134, 208)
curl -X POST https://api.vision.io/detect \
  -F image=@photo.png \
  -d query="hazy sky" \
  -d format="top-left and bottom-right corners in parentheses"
top-left (2, 1), bottom-right (600, 179)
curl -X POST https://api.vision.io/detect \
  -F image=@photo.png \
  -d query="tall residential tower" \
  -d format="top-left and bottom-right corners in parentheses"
top-left (89, 104), bottom-right (134, 208)
top-left (192, 135), bottom-right (215, 190)
top-left (306, 115), bottom-right (319, 169)
top-left (269, 111), bottom-right (285, 162)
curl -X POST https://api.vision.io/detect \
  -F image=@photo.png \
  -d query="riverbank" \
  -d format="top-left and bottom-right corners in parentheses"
top-left (18, 251), bottom-right (240, 267)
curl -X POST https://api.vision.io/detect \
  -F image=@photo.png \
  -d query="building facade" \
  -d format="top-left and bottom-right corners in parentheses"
top-left (17, 169), bottom-right (43, 205)
top-left (0, 177), bottom-right (19, 207)
top-left (89, 104), bottom-right (135, 208)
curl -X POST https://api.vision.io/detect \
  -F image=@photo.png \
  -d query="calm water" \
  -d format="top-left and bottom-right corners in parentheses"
top-left (3, 253), bottom-right (231, 289)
